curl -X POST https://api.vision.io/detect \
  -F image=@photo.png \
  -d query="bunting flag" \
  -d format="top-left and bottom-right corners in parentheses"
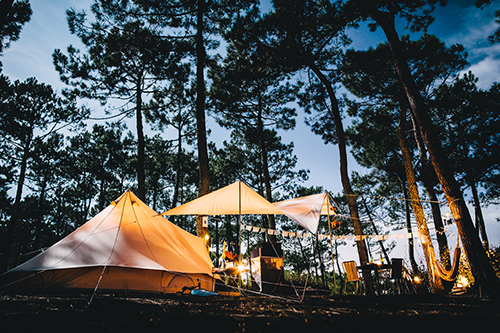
top-left (242, 223), bottom-right (428, 241)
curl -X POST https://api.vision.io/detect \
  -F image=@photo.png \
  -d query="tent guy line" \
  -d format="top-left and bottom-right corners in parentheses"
top-left (1, 190), bottom-right (216, 297)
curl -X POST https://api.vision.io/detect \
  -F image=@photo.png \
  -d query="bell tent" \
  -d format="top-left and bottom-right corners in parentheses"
top-left (1, 190), bottom-right (215, 294)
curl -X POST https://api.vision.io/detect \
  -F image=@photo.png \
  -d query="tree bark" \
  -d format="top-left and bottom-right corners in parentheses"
top-left (136, 73), bottom-right (146, 201)
top-left (399, 102), bottom-right (444, 293)
top-left (170, 120), bottom-right (183, 224)
top-left (401, 180), bottom-right (420, 276)
top-left (470, 180), bottom-right (488, 248)
top-left (371, 9), bottom-right (500, 296)
top-left (308, 62), bottom-right (373, 295)
top-left (257, 92), bottom-right (277, 243)
top-left (0, 130), bottom-right (32, 272)
top-left (361, 197), bottom-right (390, 263)
top-left (411, 117), bottom-right (451, 270)
top-left (196, 0), bottom-right (210, 240)
top-left (33, 180), bottom-right (47, 252)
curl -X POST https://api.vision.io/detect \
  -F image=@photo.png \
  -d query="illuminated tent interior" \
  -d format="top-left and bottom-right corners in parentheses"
top-left (1, 190), bottom-right (215, 294)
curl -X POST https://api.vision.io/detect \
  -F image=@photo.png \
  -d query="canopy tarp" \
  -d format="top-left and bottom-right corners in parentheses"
top-left (161, 181), bottom-right (283, 216)
top-left (273, 193), bottom-right (335, 234)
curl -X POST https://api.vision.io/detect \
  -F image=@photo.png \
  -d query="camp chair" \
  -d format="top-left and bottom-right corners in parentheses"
top-left (388, 258), bottom-right (417, 294)
top-left (391, 258), bottom-right (403, 280)
top-left (343, 261), bottom-right (362, 295)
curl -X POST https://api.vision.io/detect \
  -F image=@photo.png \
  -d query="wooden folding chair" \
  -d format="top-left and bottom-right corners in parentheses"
top-left (343, 261), bottom-right (362, 294)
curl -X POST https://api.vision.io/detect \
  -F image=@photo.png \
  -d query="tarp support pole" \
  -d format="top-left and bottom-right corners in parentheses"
top-left (327, 193), bottom-right (337, 294)
top-left (238, 180), bottom-right (242, 261)
top-left (238, 181), bottom-right (242, 293)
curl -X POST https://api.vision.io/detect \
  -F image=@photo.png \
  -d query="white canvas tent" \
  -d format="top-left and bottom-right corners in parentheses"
top-left (1, 190), bottom-right (215, 294)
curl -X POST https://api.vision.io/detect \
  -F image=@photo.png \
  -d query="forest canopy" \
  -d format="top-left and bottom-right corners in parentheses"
top-left (1, 0), bottom-right (499, 296)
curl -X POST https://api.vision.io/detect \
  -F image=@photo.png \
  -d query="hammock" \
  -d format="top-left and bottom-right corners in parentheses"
top-left (433, 243), bottom-right (461, 282)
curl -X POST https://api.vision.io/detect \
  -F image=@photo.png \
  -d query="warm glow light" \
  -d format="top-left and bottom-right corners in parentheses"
top-left (236, 263), bottom-right (249, 273)
top-left (456, 275), bottom-right (470, 288)
top-left (414, 276), bottom-right (421, 283)
top-left (204, 234), bottom-right (210, 242)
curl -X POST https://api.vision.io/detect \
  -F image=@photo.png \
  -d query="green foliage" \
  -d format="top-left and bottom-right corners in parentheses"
top-left (342, 0), bottom-right (447, 34)
top-left (0, 0), bottom-right (498, 285)
top-left (486, 246), bottom-right (500, 279)
top-left (53, 0), bottom-right (189, 103)
top-left (0, 0), bottom-right (32, 56)
top-left (488, 7), bottom-right (500, 43)
top-left (431, 74), bottom-right (500, 205)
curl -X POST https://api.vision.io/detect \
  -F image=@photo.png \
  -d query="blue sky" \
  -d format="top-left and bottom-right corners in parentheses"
top-left (1, 1), bottom-right (499, 257)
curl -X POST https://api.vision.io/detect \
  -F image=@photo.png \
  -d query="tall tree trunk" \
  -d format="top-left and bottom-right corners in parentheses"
top-left (33, 180), bottom-right (47, 252)
top-left (361, 197), bottom-right (390, 263)
top-left (308, 62), bottom-right (373, 295)
top-left (136, 73), bottom-right (146, 201)
top-left (470, 180), bottom-right (488, 248)
top-left (372, 10), bottom-right (500, 296)
top-left (260, 143), bottom-right (276, 242)
top-left (170, 122), bottom-right (183, 224)
top-left (316, 234), bottom-right (327, 284)
top-left (98, 176), bottom-right (106, 212)
top-left (335, 240), bottom-right (344, 294)
top-left (399, 104), bottom-right (444, 293)
top-left (196, 0), bottom-right (210, 240)
top-left (401, 180), bottom-right (420, 275)
top-left (173, 124), bottom-right (183, 208)
top-left (296, 237), bottom-right (311, 277)
top-left (410, 116), bottom-right (450, 270)
top-left (257, 92), bottom-right (276, 243)
top-left (0, 132), bottom-right (32, 272)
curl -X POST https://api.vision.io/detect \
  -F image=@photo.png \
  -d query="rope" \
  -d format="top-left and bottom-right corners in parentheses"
top-left (343, 192), bottom-right (445, 205)
top-left (172, 269), bottom-right (303, 303)
top-left (0, 270), bottom-right (46, 290)
top-left (88, 192), bottom-right (129, 304)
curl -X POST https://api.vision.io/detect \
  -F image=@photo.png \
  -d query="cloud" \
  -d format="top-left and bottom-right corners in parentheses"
top-left (437, 5), bottom-right (500, 90)
top-left (462, 56), bottom-right (500, 89)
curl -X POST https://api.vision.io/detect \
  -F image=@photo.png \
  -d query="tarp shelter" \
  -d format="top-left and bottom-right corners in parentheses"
top-left (161, 181), bottom-right (283, 216)
top-left (1, 190), bottom-right (215, 294)
top-left (162, 181), bottom-right (336, 235)
top-left (273, 193), bottom-right (335, 234)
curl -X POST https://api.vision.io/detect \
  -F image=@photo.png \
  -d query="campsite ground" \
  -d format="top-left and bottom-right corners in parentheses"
top-left (1, 293), bottom-right (500, 332)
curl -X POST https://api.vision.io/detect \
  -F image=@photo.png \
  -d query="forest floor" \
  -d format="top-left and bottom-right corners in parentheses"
top-left (1, 292), bottom-right (500, 333)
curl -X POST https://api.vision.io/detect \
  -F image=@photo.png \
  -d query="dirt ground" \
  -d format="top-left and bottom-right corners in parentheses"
top-left (1, 292), bottom-right (500, 333)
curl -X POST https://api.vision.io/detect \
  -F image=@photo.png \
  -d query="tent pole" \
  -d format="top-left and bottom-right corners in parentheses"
top-left (215, 217), bottom-right (219, 263)
top-left (327, 193), bottom-right (337, 294)
top-left (238, 181), bottom-right (242, 261)
top-left (247, 227), bottom-right (252, 290)
top-left (238, 181), bottom-right (242, 293)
